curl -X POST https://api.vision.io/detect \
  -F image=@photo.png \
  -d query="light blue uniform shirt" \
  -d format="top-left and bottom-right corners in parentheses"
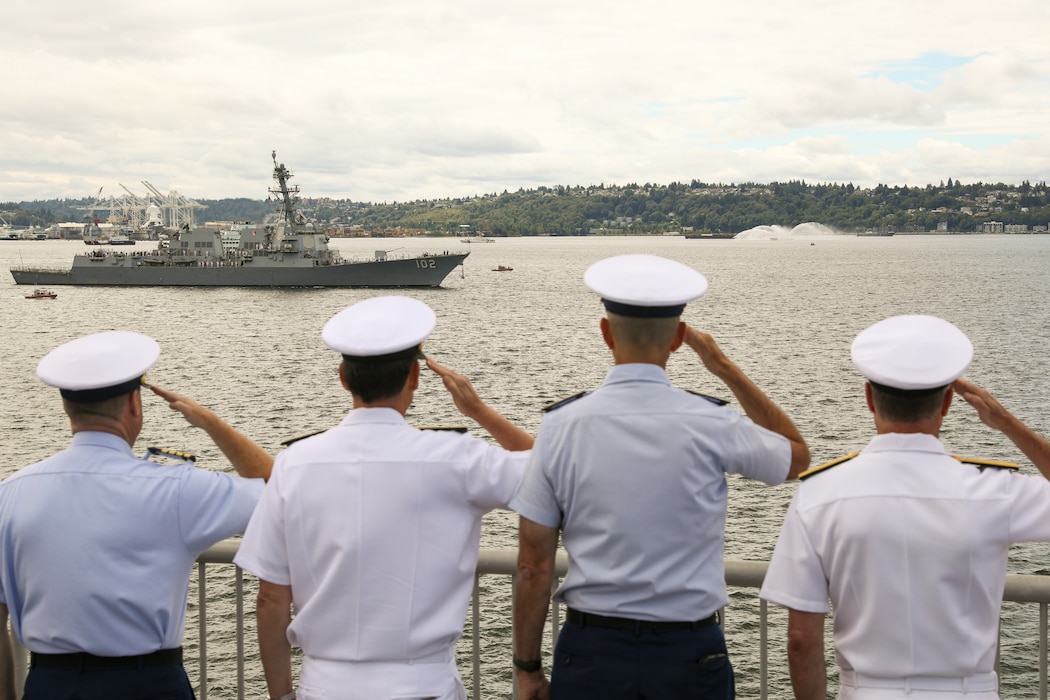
top-left (510, 363), bottom-right (790, 621)
top-left (0, 431), bottom-right (264, 655)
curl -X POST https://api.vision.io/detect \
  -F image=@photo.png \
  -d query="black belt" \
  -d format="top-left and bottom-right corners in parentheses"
top-left (31, 647), bottom-right (183, 669)
top-left (567, 608), bottom-right (719, 631)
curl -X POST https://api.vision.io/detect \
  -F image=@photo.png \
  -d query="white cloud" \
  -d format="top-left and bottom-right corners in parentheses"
top-left (2, 0), bottom-right (1049, 202)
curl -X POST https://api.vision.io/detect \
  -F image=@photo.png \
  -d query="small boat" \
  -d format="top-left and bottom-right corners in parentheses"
top-left (492, 265), bottom-right (513, 272)
top-left (25, 288), bottom-right (57, 299)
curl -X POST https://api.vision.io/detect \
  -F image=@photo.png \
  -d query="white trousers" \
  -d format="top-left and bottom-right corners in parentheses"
top-left (839, 670), bottom-right (999, 700)
top-left (297, 654), bottom-right (467, 700)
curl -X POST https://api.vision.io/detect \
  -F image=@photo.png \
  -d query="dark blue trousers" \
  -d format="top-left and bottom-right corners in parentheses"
top-left (551, 618), bottom-right (735, 700)
top-left (23, 662), bottom-right (195, 700)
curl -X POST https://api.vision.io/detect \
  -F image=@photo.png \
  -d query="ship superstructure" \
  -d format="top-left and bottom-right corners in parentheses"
top-left (11, 154), bottom-right (468, 288)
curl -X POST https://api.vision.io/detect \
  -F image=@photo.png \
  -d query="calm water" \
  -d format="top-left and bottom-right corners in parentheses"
top-left (2, 233), bottom-right (1050, 698)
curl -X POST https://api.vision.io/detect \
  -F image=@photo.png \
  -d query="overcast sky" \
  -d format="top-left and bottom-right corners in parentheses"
top-left (2, 1), bottom-right (1048, 203)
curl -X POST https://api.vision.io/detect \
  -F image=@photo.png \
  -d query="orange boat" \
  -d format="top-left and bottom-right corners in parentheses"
top-left (25, 288), bottom-right (57, 299)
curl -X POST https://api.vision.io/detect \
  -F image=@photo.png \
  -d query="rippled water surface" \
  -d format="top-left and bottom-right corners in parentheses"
top-left (3, 234), bottom-right (1050, 697)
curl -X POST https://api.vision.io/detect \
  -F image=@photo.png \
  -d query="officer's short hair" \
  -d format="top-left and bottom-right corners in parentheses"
top-left (342, 356), bottom-right (417, 404)
top-left (63, 388), bottom-right (139, 422)
top-left (606, 313), bottom-right (681, 352)
top-left (869, 383), bottom-right (948, 423)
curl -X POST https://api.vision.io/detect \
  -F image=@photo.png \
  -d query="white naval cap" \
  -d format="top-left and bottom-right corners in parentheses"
top-left (584, 254), bottom-right (708, 318)
top-left (323, 296), bottom-right (436, 361)
top-left (36, 331), bottom-right (160, 403)
top-left (851, 314), bottom-right (973, 392)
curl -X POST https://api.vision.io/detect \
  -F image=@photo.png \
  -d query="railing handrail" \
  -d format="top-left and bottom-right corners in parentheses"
top-left (8, 541), bottom-right (1050, 699)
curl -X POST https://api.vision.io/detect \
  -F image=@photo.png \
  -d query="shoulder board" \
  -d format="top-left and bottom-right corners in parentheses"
top-left (280, 428), bottom-right (328, 447)
top-left (685, 389), bottom-right (729, 406)
top-left (543, 390), bottom-right (590, 413)
top-left (799, 452), bottom-right (859, 481)
top-left (953, 455), bottom-right (1019, 471)
top-left (145, 446), bottom-right (197, 465)
top-left (281, 425), bottom-right (470, 447)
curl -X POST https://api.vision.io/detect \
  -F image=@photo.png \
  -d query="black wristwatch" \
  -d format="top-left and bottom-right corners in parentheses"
top-left (513, 656), bottom-right (542, 673)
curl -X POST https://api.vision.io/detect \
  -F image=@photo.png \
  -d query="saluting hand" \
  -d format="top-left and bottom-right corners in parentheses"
top-left (952, 378), bottom-right (1016, 432)
top-left (149, 384), bottom-right (216, 430)
top-left (426, 357), bottom-right (486, 419)
top-left (683, 325), bottom-right (732, 376)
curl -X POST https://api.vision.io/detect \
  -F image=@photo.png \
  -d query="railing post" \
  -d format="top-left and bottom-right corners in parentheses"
top-left (1042, 603), bottom-right (1048, 700)
top-left (472, 574), bottom-right (481, 700)
top-left (236, 565), bottom-right (245, 700)
top-left (760, 598), bottom-right (768, 700)
top-left (511, 573), bottom-right (517, 700)
top-left (198, 561), bottom-right (208, 700)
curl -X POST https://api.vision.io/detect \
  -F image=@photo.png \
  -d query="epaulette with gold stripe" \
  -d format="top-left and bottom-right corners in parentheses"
top-left (145, 446), bottom-right (197, 465)
top-left (799, 452), bottom-right (859, 481)
top-left (953, 455), bottom-right (1019, 471)
top-left (543, 390), bottom-right (590, 413)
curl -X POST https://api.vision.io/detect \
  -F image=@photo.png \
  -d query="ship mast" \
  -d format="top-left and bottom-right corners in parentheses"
top-left (270, 150), bottom-right (300, 228)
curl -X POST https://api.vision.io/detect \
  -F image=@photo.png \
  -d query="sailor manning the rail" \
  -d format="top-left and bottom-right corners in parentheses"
top-left (233, 296), bottom-right (533, 700)
top-left (761, 314), bottom-right (1050, 700)
top-left (0, 330), bottom-right (273, 700)
top-left (511, 254), bottom-right (810, 700)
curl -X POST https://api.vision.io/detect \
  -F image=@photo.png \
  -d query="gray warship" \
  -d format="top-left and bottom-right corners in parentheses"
top-left (10, 154), bottom-right (469, 288)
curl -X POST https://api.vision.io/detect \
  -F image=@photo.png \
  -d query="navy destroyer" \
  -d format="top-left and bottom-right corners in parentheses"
top-left (10, 154), bottom-right (469, 288)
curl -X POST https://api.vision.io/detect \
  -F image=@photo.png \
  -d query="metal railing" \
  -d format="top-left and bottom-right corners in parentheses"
top-left (7, 543), bottom-right (1050, 699)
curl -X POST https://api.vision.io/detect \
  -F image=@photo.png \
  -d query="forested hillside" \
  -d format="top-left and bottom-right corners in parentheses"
top-left (5, 179), bottom-right (1048, 235)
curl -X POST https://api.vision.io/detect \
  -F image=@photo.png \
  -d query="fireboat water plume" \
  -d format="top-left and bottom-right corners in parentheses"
top-left (734, 223), bottom-right (845, 240)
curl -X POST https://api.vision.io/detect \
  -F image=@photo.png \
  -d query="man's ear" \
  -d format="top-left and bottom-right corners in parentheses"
top-left (127, 389), bottom-right (143, 420)
top-left (600, 317), bottom-right (614, 351)
top-left (408, 361), bottom-right (421, 392)
top-left (940, 386), bottom-right (953, 417)
top-left (669, 321), bottom-right (686, 352)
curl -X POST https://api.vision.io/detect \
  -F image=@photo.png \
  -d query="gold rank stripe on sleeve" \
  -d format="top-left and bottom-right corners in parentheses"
top-left (798, 452), bottom-right (860, 481)
top-left (953, 455), bottom-right (1020, 471)
top-left (145, 446), bottom-right (197, 464)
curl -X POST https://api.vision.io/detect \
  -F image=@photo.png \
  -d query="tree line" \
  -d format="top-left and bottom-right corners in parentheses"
top-left (5, 179), bottom-right (1049, 235)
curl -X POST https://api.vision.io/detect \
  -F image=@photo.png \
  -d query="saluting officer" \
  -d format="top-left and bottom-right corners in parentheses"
top-left (761, 315), bottom-right (1050, 700)
top-left (233, 296), bottom-right (533, 700)
top-left (511, 254), bottom-right (810, 700)
top-left (0, 331), bottom-right (272, 700)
